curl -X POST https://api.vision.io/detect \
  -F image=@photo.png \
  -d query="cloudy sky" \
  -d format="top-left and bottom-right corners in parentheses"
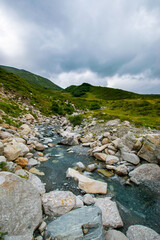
top-left (0, 0), bottom-right (160, 93)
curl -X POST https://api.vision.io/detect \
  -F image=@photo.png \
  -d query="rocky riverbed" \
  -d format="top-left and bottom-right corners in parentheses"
top-left (0, 112), bottom-right (160, 240)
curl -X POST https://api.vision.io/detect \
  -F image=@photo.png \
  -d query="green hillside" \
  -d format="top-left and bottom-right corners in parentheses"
top-left (0, 65), bottom-right (61, 91)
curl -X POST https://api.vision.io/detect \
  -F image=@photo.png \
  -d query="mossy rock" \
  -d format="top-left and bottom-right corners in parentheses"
top-left (97, 169), bottom-right (114, 177)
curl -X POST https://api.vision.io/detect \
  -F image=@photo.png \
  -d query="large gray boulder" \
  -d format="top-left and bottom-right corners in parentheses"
top-left (138, 134), bottom-right (160, 164)
top-left (0, 172), bottom-right (42, 238)
top-left (126, 225), bottom-right (160, 240)
top-left (121, 152), bottom-right (140, 165)
top-left (60, 132), bottom-right (79, 146)
top-left (129, 164), bottom-right (160, 193)
top-left (45, 206), bottom-right (105, 240)
top-left (94, 197), bottom-right (123, 228)
top-left (42, 190), bottom-right (76, 216)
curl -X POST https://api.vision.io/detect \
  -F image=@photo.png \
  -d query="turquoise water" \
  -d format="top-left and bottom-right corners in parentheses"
top-left (37, 125), bottom-right (160, 234)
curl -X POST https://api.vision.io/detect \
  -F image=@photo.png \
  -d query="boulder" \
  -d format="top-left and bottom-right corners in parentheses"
top-left (122, 152), bottom-right (140, 165)
top-left (29, 167), bottom-right (45, 176)
top-left (44, 206), bottom-right (105, 240)
top-left (138, 134), bottom-right (160, 164)
top-left (129, 164), bottom-right (160, 193)
top-left (4, 140), bottom-right (21, 161)
top-left (15, 169), bottom-right (46, 195)
top-left (106, 155), bottom-right (119, 165)
top-left (42, 190), bottom-right (76, 216)
top-left (66, 168), bottom-right (107, 194)
top-left (94, 152), bottom-right (107, 162)
top-left (19, 124), bottom-right (31, 135)
top-left (94, 197), bottom-right (123, 228)
top-left (115, 165), bottom-right (128, 176)
top-left (102, 138), bottom-right (110, 145)
top-left (126, 225), bottom-right (160, 240)
top-left (60, 132), bottom-right (79, 146)
top-left (0, 172), bottom-right (42, 238)
top-left (86, 163), bottom-right (97, 172)
top-left (105, 230), bottom-right (128, 240)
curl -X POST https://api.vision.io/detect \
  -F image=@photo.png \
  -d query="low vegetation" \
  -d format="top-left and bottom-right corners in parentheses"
top-left (0, 66), bottom-right (159, 129)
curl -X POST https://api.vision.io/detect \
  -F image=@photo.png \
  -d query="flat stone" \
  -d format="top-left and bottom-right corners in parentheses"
top-left (44, 206), bottom-right (105, 240)
top-left (35, 143), bottom-right (45, 151)
top-left (126, 225), bottom-right (160, 240)
top-left (0, 172), bottom-right (42, 237)
top-left (42, 190), bottom-right (76, 216)
top-left (92, 144), bottom-right (108, 153)
top-left (38, 157), bottom-right (48, 162)
top-left (97, 169), bottom-right (114, 177)
top-left (66, 168), bottom-right (107, 194)
top-left (105, 230), bottom-right (128, 240)
top-left (122, 152), bottom-right (140, 165)
top-left (94, 197), bottom-right (123, 228)
top-left (29, 167), bottom-right (45, 176)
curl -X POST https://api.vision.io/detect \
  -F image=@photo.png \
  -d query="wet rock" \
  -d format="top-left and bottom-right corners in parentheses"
top-left (138, 134), bottom-right (160, 164)
top-left (15, 169), bottom-right (46, 195)
top-left (106, 155), bottom-right (119, 165)
top-left (4, 140), bottom-right (21, 161)
top-left (0, 172), bottom-right (42, 238)
top-left (105, 230), bottom-right (128, 240)
top-left (29, 167), bottom-right (45, 176)
top-left (45, 206), bottom-right (105, 240)
top-left (42, 190), bottom-right (76, 216)
top-left (94, 197), bottom-right (123, 228)
top-left (28, 158), bottom-right (40, 166)
top-left (19, 124), bottom-right (31, 135)
top-left (66, 168), bottom-right (107, 194)
top-left (129, 164), bottom-right (160, 193)
top-left (122, 152), bottom-right (140, 165)
top-left (83, 194), bottom-right (95, 205)
top-left (94, 152), bottom-right (107, 162)
top-left (126, 225), bottom-right (160, 240)
top-left (76, 161), bottom-right (86, 171)
top-left (38, 157), bottom-right (48, 162)
top-left (115, 165), bottom-right (128, 176)
top-left (86, 163), bottom-right (97, 172)
top-left (98, 169), bottom-right (114, 177)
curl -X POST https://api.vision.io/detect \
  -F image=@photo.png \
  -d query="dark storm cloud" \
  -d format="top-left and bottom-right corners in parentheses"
top-left (0, 0), bottom-right (160, 93)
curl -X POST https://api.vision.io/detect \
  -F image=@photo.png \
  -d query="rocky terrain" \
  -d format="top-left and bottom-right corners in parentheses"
top-left (0, 106), bottom-right (160, 240)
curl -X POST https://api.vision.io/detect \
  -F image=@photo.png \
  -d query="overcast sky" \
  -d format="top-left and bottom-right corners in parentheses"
top-left (0, 0), bottom-right (160, 93)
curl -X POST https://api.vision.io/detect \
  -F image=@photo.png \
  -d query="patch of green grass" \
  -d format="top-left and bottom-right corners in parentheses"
top-left (68, 115), bottom-right (83, 126)
top-left (2, 115), bottom-right (22, 127)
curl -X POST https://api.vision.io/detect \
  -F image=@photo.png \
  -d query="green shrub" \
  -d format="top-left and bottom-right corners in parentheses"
top-left (89, 102), bottom-right (101, 110)
top-left (68, 115), bottom-right (83, 126)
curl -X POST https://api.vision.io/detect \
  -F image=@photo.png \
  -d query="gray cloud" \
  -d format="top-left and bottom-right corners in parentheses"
top-left (0, 0), bottom-right (160, 93)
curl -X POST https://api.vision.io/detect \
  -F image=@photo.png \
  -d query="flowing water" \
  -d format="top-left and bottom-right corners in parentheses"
top-left (36, 125), bottom-right (160, 234)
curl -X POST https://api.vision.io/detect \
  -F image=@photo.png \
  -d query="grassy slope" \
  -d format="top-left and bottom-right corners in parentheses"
top-left (0, 65), bottom-right (62, 91)
top-left (0, 67), bottom-right (159, 129)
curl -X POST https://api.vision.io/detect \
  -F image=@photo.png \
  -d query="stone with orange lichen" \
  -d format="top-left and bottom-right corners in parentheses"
top-left (42, 190), bottom-right (76, 216)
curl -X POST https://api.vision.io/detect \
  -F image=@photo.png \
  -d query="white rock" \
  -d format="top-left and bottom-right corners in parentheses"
top-left (105, 230), bottom-right (128, 240)
top-left (126, 225), bottom-right (160, 240)
top-left (66, 168), bottom-right (107, 194)
top-left (19, 124), bottom-right (31, 135)
top-left (122, 152), bottom-right (140, 165)
top-left (76, 162), bottom-right (86, 171)
top-left (106, 155), bottom-right (119, 165)
top-left (83, 194), bottom-right (95, 205)
top-left (18, 142), bottom-right (29, 157)
top-left (94, 197), bottom-right (123, 228)
top-left (74, 196), bottom-right (84, 209)
top-left (0, 156), bottom-right (6, 163)
top-left (4, 140), bottom-right (21, 161)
